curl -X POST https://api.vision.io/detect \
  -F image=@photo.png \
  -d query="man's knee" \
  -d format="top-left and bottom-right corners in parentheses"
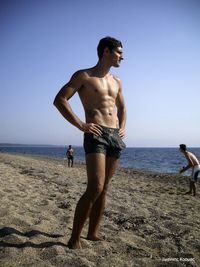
top-left (86, 182), bottom-right (104, 202)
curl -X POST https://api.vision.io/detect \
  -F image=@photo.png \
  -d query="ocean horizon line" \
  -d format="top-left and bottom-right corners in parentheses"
top-left (0, 143), bottom-right (199, 149)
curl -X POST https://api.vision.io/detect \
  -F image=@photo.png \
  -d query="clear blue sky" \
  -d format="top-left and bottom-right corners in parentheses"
top-left (1, 0), bottom-right (200, 147)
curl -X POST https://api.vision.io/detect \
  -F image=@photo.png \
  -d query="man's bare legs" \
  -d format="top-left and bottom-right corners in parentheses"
top-left (67, 153), bottom-right (107, 249)
top-left (190, 181), bottom-right (196, 196)
top-left (192, 182), bottom-right (196, 196)
top-left (87, 156), bottom-right (118, 241)
top-left (186, 181), bottom-right (196, 196)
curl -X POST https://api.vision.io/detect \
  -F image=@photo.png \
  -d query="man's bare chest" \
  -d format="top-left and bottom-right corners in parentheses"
top-left (81, 77), bottom-right (119, 97)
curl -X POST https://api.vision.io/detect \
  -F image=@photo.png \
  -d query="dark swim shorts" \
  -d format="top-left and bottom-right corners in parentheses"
top-left (83, 126), bottom-right (126, 159)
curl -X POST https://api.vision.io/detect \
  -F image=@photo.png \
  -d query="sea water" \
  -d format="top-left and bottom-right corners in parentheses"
top-left (0, 145), bottom-right (200, 174)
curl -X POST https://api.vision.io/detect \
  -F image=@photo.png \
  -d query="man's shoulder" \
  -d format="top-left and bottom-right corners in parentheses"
top-left (110, 74), bottom-right (122, 89)
top-left (187, 151), bottom-right (194, 157)
top-left (111, 74), bottom-right (121, 83)
top-left (73, 68), bottom-right (91, 77)
top-left (69, 69), bottom-right (91, 84)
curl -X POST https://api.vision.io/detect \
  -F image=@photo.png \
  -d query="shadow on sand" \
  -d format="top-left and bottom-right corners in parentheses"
top-left (0, 227), bottom-right (68, 248)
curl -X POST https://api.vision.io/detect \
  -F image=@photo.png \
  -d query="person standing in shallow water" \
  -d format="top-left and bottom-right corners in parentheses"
top-left (66, 145), bottom-right (74, 167)
top-left (53, 36), bottom-right (126, 249)
top-left (179, 144), bottom-right (200, 196)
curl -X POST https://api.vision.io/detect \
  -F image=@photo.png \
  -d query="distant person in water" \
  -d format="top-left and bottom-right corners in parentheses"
top-left (66, 145), bottom-right (74, 167)
top-left (179, 144), bottom-right (200, 196)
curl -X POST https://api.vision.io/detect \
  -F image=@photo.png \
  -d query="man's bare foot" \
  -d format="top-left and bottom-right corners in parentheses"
top-left (67, 238), bottom-right (82, 249)
top-left (87, 234), bottom-right (105, 241)
top-left (185, 191), bottom-right (192, 195)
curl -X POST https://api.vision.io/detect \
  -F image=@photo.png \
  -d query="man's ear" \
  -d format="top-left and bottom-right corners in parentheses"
top-left (103, 47), bottom-right (110, 56)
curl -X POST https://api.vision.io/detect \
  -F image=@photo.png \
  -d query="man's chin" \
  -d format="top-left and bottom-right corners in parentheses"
top-left (113, 63), bottom-right (120, 68)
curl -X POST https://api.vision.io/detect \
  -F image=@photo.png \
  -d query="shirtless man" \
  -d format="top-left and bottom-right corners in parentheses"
top-left (66, 145), bottom-right (74, 167)
top-left (53, 37), bottom-right (126, 249)
top-left (179, 144), bottom-right (200, 196)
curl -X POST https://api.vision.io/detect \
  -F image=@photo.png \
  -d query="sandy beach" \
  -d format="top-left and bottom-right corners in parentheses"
top-left (0, 152), bottom-right (200, 267)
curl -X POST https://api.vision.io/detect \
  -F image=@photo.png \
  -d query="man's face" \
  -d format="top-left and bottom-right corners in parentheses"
top-left (109, 46), bottom-right (124, 67)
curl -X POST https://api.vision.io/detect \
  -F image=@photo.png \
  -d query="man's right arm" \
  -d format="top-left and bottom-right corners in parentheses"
top-left (179, 165), bottom-right (191, 174)
top-left (179, 153), bottom-right (193, 173)
top-left (53, 71), bottom-right (85, 131)
top-left (53, 71), bottom-right (102, 136)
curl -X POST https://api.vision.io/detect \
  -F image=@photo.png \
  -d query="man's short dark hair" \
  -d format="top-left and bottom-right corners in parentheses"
top-left (97, 36), bottom-right (122, 58)
top-left (179, 144), bottom-right (187, 151)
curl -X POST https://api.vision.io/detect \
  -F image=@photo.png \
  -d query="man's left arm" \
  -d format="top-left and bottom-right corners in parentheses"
top-left (179, 154), bottom-right (193, 173)
top-left (179, 165), bottom-right (191, 174)
top-left (116, 79), bottom-right (126, 138)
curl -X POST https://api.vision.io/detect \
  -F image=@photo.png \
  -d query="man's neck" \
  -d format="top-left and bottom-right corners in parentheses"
top-left (92, 60), bottom-right (111, 78)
